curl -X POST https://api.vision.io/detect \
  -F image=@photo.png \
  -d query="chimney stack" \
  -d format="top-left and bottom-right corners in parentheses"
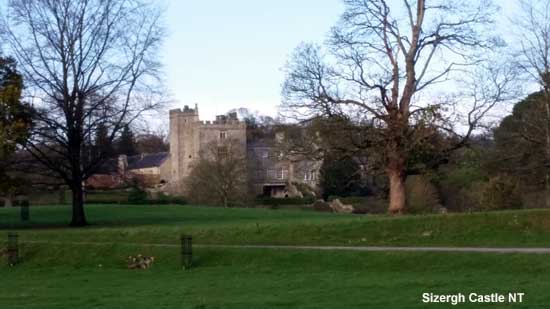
top-left (118, 155), bottom-right (128, 174)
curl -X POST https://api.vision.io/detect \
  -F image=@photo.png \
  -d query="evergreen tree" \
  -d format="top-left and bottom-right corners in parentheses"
top-left (0, 57), bottom-right (30, 159)
top-left (117, 124), bottom-right (137, 156)
top-left (492, 92), bottom-right (548, 189)
top-left (94, 123), bottom-right (114, 158)
top-left (0, 56), bottom-right (32, 196)
top-left (136, 133), bottom-right (168, 154)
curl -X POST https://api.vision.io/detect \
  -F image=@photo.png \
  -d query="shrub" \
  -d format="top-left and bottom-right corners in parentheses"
top-left (480, 176), bottom-right (522, 210)
top-left (84, 189), bottom-right (187, 205)
top-left (312, 200), bottom-right (333, 212)
top-left (127, 186), bottom-right (148, 204)
top-left (522, 190), bottom-right (550, 209)
top-left (129, 190), bottom-right (188, 205)
top-left (292, 182), bottom-right (317, 199)
top-left (152, 192), bottom-right (187, 205)
top-left (85, 190), bottom-right (128, 204)
top-left (437, 181), bottom-right (485, 212)
top-left (405, 175), bottom-right (441, 214)
top-left (433, 148), bottom-right (489, 212)
top-left (255, 195), bottom-right (316, 207)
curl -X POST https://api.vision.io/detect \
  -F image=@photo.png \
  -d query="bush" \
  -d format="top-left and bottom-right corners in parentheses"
top-left (480, 176), bottom-right (522, 210)
top-left (437, 181), bottom-right (485, 212)
top-left (84, 189), bottom-right (187, 205)
top-left (433, 147), bottom-right (489, 212)
top-left (312, 200), bottom-right (333, 212)
top-left (127, 186), bottom-right (148, 204)
top-left (85, 190), bottom-right (129, 204)
top-left (522, 190), bottom-right (550, 209)
top-left (255, 195), bottom-right (316, 207)
top-left (152, 192), bottom-right (187, 205)
top-left (405, 175), bottom-right (441, 214)
top-left (292, 182), bottom-right (317, 199)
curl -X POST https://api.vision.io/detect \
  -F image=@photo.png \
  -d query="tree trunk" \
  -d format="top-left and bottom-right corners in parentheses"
top-left (222, 194), bottom-right (228, 208)
top-left (70, 184), bottom-right (87, 226)
top-left (387, 167), bottom-right (406, 215)
top-left (545, 89), bottom-right (550, 208)
top-left (68, 120), bottom-right (88, 226)
top-left (386, 141), bottom-right (407, 214)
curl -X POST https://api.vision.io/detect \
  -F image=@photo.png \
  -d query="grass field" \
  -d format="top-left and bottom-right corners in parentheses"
top-left (1, 204), bottom-right (550, 308)
top-left (3, 204), bottom-right (550, 247)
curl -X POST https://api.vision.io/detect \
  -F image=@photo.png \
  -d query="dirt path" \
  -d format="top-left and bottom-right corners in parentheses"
top-left (19, 240), bottom-right (550, 254)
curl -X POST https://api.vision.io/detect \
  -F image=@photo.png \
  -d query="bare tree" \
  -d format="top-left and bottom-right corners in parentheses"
top-left (1, 0), bottom-right (165, 225)
top-left (513, 0), bottom-right (550, 206)
top-left (186, 140), bottom-right (248, 208)
top-left (282, 0), bottom-right (515, 214)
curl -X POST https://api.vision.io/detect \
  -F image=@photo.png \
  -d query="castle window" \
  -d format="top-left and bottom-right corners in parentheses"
top-left (278, 168), bottom-right (288, 180)
top-left (218, 146), bottom-right (228, 159)
top-left (304, 170), bottom-right (316, 181)
top-left (220, 131), bottom-right (227, 140)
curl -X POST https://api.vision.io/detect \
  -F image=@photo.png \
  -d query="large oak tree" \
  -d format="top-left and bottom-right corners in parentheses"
top-left (282, 0), bottom-right (514, 214)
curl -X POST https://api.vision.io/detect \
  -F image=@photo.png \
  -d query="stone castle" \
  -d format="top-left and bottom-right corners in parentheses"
top-left (161, 104), bottom-right (320, 197)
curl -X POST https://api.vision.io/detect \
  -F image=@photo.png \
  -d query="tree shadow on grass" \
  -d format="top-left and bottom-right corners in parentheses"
top-left (0, 203), bottom-right (338, 231)
top-left (0, 221), bottom-right (184, 230)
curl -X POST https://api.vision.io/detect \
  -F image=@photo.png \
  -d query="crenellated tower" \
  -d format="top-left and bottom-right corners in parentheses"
top-left (167, 104), bottom-right (247, 195)
top-left (168, 104), bottom-right (201, 193)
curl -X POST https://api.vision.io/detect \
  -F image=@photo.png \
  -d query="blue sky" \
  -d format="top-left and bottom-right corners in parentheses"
top-left (161, 0), bottom-right (520, 123)
top-left (162, 0), bottom-right (343, 121)
top-left (0, 0), bottom-right (519, 126)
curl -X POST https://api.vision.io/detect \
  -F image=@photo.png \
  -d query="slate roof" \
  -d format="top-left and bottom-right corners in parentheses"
top-left (94, 152), bottom-right (169, 174)
top-left (127, 152), bottom-right (168, 170)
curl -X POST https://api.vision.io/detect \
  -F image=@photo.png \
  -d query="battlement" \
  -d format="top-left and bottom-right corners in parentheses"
top-left (169, 104), bottom-right (199, 116)
top-left (196, 111), bottom-right (244, 127)
top-left (170, 104), bottom-right (247, 130)
top-left (199, 119), bottom-right (244, 127)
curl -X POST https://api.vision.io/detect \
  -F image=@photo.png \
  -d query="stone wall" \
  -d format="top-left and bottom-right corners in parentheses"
top-left (167, 106), bottom-right (246, 195)
top-left (166, 104), bottom-right (321, 198)
top-left (130, 167), bottom-right (161, 188)
top-left (168, 105), bottom-right (200, 194)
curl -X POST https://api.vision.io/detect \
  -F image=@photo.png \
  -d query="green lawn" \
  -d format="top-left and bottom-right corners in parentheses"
top-left (1, 205), bottom-right (550, 308)
top-left (2, 244), bottom-right (549, 308)
top-left (2, 204), bottom-right (550, 247)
